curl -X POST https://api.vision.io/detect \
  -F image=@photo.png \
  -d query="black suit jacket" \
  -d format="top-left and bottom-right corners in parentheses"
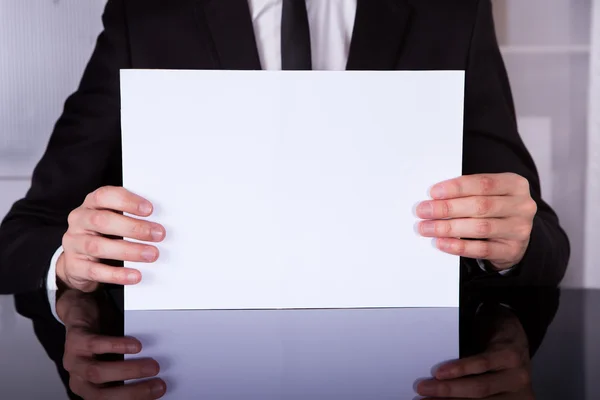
top-left (0, 0), bottom-right (570, 293)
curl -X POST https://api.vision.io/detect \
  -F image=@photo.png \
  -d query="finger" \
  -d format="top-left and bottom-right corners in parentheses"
top-left (83, 186), bottom-right (154, 216)
top-left (69, 357), bottom-right (160, 385)
top-left (67, 234), bottom-right (159, 263)
top-left (434, 348), bottom-right (525, 380)
top-left (96, 378), bottom-right (167, 400)
top-left (77, 209), bottom-right (165, 242)
top-left (416, 367), bottom-right (531, 398)
top-left (67, 330), bottom-right (142, 356)
top-left (416, 196), bottom-right (523, 220)
top-left (430, 174), bottom-right (530, 200)
top-left (434, 238), bottom-right (523, 264)
top-left (421, 391), bottom-right (534, 400)
top-left (70, 375), bottom-right (166, 400)
top-left (418, 218), bottom-right (530, 241)
top-left (64, 258), bottom-right (143, 286)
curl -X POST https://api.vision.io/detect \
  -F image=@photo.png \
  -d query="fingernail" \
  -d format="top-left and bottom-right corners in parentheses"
top-left (152, 380), bottom-right (166, 396)
top-left (417, 202), bottom-right (433, 218)
top-left (430, 185), bottom-right (446, 199)
top-left (139, 202), bottom-right (153, 215)
top-left (436, 239), bottom-right (450, 250)
top-left (127, 343), bottom-right (140, 353)
top-left (142, 249), bottom-right (157, 262)
top-left (142, 362), bottom-right (159, 376)
top-left (151, 228), bottom-right (165, 241)
top-left (127, 272), bottom-right (140, 283)
top-left (125, 336), bottom-right (142, 352)
top-left (420, 221), bottom-right (436, 235)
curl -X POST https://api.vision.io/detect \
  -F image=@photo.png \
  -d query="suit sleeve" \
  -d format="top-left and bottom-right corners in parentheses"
top-left (461, 0), bottom-right (570, 286)
top-left (0, 0), bottom-right (129, 294)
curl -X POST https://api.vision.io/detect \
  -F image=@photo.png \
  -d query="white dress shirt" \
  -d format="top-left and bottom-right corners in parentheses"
top-left (248, 0), bottom-right (357, 70)
top-left (47, 0), bottom-right (506, 322)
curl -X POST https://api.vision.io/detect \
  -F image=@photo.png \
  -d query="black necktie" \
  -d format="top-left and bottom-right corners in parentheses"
top-left (281, 0), bottom-right (312, 70)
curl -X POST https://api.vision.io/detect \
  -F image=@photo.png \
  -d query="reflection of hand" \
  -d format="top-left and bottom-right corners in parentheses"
top-left (416, 173), bottom-right (537, 271)
top-left (57, 290), bottom-right (167, 399)
top-left (416, 308), bottom-right (533, 399)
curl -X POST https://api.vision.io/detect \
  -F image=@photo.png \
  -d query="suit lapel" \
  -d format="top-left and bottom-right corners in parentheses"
top-left (197, 0), bottom-right (411, 71)
top-left (198, 0), bottom-right (262, 70)
top-left (346, 0), bottom-right (413, 70)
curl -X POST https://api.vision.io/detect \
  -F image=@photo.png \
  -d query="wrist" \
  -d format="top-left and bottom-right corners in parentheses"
top-left (55, 253), bottom-right (69, 291)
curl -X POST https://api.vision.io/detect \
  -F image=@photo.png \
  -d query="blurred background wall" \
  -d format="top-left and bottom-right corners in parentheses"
top-left (586, 0), bottom-right (600, 289)
top-left (492, 0), bottom-right (594, 288)
top-left (0, 2), bottom-right (108, 397)
top-left (0, 0), bottom-right (597, 289)
top-left (0, 0), bottom-right (107, 239)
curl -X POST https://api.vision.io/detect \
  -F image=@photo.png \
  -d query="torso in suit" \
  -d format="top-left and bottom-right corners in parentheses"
top-left (0, 0), bottom-right (570, 293)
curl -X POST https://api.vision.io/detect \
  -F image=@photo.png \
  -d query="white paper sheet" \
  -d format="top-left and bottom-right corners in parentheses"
top-left (125, 307), bottom-right (459, 399)
top-left (121, 70), bottom-right (464, 311)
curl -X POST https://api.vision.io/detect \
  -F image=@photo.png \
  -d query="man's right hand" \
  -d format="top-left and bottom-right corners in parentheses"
top-left (57, 186), bottom-right (166, 292)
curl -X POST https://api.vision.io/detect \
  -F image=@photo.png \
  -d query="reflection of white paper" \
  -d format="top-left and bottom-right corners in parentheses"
top-left (121, 70), bottom-right (464, 311)
top-left (517, 117), bottom-right (553, 205)
top-left (125, 307), bottom-right (459, 399)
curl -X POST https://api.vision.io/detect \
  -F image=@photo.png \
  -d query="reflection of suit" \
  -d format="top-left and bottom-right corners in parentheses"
top-left (0, 0), bottom-right (569, 294)
top-left (14, 289), bottom-right (123, 400)
top-left (460, 283), bottom-right (560, 358)
top-left (13, 291), bottom-right (80, 400)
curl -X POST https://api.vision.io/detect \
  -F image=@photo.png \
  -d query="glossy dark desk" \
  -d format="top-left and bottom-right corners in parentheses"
top-left (3, 284), bottom-right (599, 399)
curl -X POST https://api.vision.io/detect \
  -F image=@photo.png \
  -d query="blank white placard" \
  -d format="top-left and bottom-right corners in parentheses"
top-left (121, 70), bottom-right (464, 311)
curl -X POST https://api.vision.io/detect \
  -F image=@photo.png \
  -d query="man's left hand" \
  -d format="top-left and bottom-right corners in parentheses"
top-left (416, 173), bottom-right (537, 271)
